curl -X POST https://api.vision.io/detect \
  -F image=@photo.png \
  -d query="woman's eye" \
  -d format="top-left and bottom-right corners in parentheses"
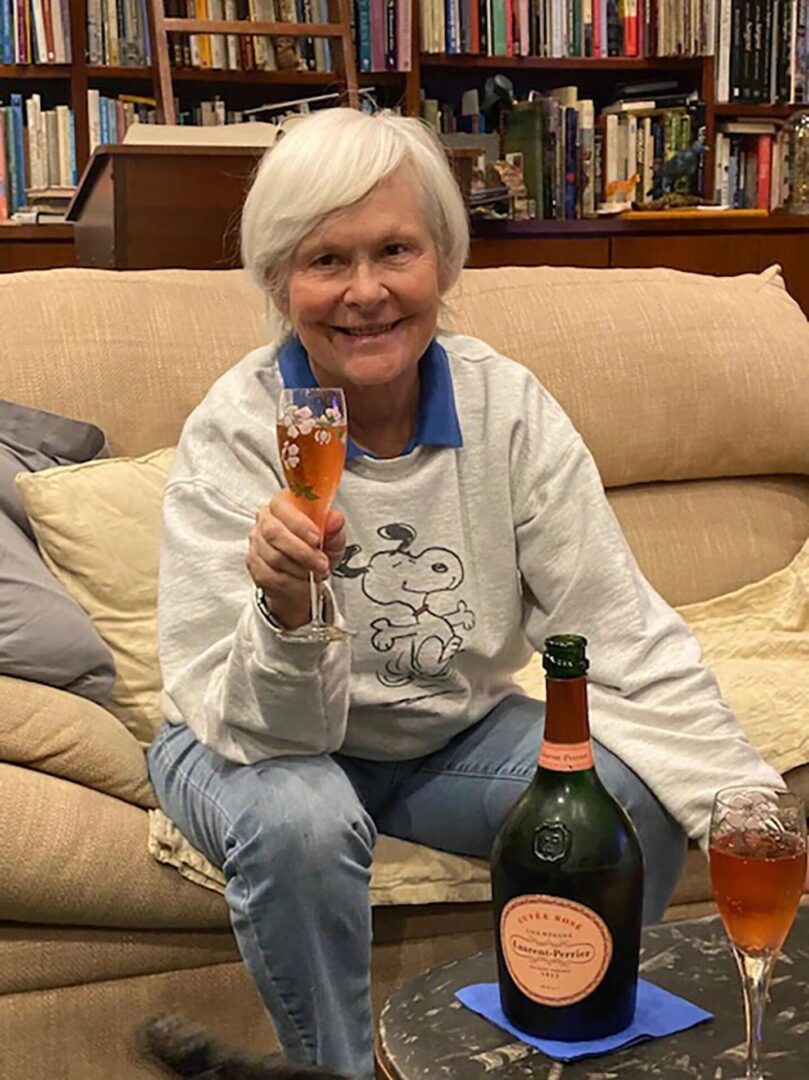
top-left (384, 243), bottom-right (408, 257)
top-left (313, 253), bottom-right (340, 268)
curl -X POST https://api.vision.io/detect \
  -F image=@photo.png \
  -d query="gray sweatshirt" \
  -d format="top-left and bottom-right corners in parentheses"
top-left (158, 331), bottom-right (782, 847)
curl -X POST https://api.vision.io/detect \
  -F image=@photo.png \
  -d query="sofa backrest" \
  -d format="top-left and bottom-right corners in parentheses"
top-left (2, 264), bottom-right (808, 605)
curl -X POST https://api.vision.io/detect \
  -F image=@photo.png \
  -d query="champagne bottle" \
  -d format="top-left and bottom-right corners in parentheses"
top-left (490, 634), bottom-right (644, 1041)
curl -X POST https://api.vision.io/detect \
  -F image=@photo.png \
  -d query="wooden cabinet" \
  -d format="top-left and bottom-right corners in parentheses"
top-left (611, 234), bottom-right (762, 277)
top-left (0, 225), bottom-right (76, 272)
top-left (471, 217), bottom-right (809, 318)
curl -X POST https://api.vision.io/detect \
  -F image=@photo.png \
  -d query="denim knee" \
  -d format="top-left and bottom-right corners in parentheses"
top-left (220, 765), bottom-right (377, 894)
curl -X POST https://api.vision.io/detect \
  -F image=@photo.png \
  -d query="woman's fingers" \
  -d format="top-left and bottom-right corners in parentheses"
top-left (257, 499), bottom-right (328, 574)
top-left (323, 509), bottom-right (347, 568)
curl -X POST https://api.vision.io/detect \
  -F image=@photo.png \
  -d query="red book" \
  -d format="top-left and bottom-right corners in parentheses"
top-left (624, 0), bottom-right (638, 56)
top-left (469, 0), bottom-right (480, 51)
top-left (397, 0), bottom-right (413, 69)
top-left (757, 135), bottom-right (773, 210)
top-left (41, 0), bottom-right (56, 61)
top-left (505, 0), bottom-right (513, 55)
top-left (593, 0), bottom-right (601, 56)
top-left (370, 0), bottom-right (386, 71)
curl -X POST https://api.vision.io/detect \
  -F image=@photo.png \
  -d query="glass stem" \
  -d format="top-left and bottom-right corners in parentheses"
top-left (733, 946), bottom-right (776, 1080)
top-left (309, 570), bottom-right (322, 628)
top-left (310, 530), bottom-right (325, 628)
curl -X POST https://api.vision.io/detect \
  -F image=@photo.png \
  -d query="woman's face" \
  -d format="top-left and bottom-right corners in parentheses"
top-left (283, 166), bottom-right (442, 389)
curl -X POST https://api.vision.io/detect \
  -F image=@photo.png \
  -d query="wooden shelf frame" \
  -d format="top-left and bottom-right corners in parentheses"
top-left (4, 1), bottom-right (809, 211)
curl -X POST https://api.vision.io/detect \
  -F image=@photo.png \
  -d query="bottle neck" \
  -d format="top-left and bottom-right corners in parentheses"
top-left (538, 675), bottom-right (594, 773)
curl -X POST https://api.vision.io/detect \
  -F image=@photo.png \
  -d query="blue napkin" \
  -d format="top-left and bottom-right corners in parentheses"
top-left (455, 979), bottom-right (713, 1063)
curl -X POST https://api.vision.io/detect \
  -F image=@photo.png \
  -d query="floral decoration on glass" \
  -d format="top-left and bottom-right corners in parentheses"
top-left (279, 404), bottom-right (347, 503)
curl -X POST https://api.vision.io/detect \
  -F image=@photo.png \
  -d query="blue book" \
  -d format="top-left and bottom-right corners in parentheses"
top-left (444, 0), bottom-right (456, 52)
top-left (10, 95), bottom-right (26, 214)
top-left (0, 0), bottom-right (10, 65)
top-left (564, 106), bottom-right (578, 220)
top-left (355, 0), bottom-right (371, 71)
top-left (138, 0), bottom-right (151, 62)
top-left (99, 97), bottom-right (108, 146)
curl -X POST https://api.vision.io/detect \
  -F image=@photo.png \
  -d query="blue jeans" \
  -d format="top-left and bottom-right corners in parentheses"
top-left (147, 695), bottom-right (686, 1080)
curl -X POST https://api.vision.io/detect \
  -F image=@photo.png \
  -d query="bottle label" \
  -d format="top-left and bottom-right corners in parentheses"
top-left (500, 895), bottom-right (613, 1007)
top-left (539, 739), bottom-right (594, 771)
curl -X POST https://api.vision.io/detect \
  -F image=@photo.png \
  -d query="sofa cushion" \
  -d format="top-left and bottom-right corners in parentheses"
top-left (2, 265), bottom-right (807, 490)
top-left (608, 475), bottom-right (809, 606)
top-left (444, 264), bottom-right (809, 488)
top-left (0, 675), bottom-right (156, 810)
top-left (16, 448), bottom-right (175, 746)
top-left (0, 268), bottom-right (267, 458)
top-left (0, 401), bottom-right (115, 702)
top-left (0, 764), bottom-right (227, 929)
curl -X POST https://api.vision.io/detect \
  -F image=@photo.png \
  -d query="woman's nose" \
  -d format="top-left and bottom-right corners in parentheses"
top-left (344, 261), bottom-right (388, 307)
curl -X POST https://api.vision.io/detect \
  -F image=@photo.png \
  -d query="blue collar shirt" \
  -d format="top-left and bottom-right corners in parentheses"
top-left (277, 334), bottom-right (464, 460)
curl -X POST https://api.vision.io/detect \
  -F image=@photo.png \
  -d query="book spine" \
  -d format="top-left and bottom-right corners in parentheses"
top-left (5, 105), bottom-right (18, 213)
top-left (579, 99), bottom-right (595, 215)
top-left (370, 0), bottom-right (386, 67)
top-left (0, 109), bottom-right (6, 220)
top-left (385, 0), bottom-right (396, 66)
top-left (467, 0), bottom-right (478, 52)
top-left (41, 0), bottom-right (55, 60)
top-left (505, 0), bottom-right (513, 54)
top-left (606, 0), bottom-right (620, 54)
top-left (357, 0), bottom-right (372, 68)
top-left (564, 105), bottom-right (578, 217)
top-left (583, 0), bottom-right (593, 53)
top-left (624, 0), bottom-right (637, 52)
top-left (0, 0), bottom-right (9, 63)
top-left (518, 0), bottom-right (529, 54)
top-left (756, 132), bottom-right (771, 206)
top-left (492, 0), bottom-right (506, 53)
top-left (641, 114), bottom-right (653, 200)
top-left (776, 0), bottom-right (789, 100)
top-left (593, 0), bottom-right (601, 52)
top-left (751, 0), bottom-right (764, 101)
top-left (729, 0), bottom-right (742, 99)
top-left (10, 94), bottom-right (25, 211)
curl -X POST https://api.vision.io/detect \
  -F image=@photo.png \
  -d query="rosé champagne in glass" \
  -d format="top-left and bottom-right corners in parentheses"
top-left (709, 786), bottom-right (806, 1080)
top-left (276, 387), bottom-right (348, 642)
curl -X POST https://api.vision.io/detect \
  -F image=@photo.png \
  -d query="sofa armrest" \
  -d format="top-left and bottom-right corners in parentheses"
top-left (0, 675), bottom-right (157, 810)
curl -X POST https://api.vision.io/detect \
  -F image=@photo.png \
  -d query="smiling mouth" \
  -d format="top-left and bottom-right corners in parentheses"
top-left (334, 319), bottom-right (403, 338)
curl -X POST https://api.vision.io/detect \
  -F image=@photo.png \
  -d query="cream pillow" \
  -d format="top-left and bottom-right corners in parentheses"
top-left (16, 448), bottom-right (175, 746)
top-left (514, 537), bottom-right (809, 776)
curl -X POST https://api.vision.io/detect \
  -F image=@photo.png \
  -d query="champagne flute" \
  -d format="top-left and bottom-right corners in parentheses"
top-left (276, 387), bottom-right (350, 642)
top-left (709, 786), bottom-right (807, 1080)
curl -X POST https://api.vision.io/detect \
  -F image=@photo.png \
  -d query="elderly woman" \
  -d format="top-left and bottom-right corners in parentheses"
top-left (148, 109), bottom-right (782, 1079)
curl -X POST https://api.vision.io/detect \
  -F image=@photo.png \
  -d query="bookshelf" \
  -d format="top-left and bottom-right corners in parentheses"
top-left (1, 1), bottom-right (806, 183)
top-left (2, 0), bottom-right (809, 279)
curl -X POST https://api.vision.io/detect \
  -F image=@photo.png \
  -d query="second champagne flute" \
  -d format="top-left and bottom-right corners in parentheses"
top-left (709, 786), bottom-right (807, 1080)
top-left (276, 387), bottom-right (349, 642)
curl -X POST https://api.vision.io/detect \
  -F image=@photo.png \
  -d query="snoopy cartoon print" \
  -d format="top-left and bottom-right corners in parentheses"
top-left (334, 523), bottom-right (476, 688)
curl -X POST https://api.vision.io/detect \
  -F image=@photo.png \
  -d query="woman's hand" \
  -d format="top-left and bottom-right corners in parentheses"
top-left (247, 491), bottom-right (346, 631)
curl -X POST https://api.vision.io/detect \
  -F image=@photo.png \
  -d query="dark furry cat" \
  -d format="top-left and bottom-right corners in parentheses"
top-left (138, 1014), bottom-right (349, 1080)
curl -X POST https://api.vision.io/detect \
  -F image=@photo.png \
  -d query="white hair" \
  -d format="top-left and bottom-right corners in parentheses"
top-left (240, 108), bottom-right (469, 309)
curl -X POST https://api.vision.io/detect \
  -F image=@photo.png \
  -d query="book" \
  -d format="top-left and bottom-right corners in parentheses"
top-left (503, 99), bottom-right (545, 216)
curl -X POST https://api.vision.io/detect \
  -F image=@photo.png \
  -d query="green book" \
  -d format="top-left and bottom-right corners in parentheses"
top-left (504, 101), bottom-right (546, 220)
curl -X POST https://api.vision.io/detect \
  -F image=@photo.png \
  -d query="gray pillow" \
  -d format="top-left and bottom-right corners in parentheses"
top-left (0, 401), bottom-right (116, 703)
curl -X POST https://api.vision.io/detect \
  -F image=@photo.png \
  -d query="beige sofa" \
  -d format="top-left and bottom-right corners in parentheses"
top-left (1, 264), bottom-right (808, 1079)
